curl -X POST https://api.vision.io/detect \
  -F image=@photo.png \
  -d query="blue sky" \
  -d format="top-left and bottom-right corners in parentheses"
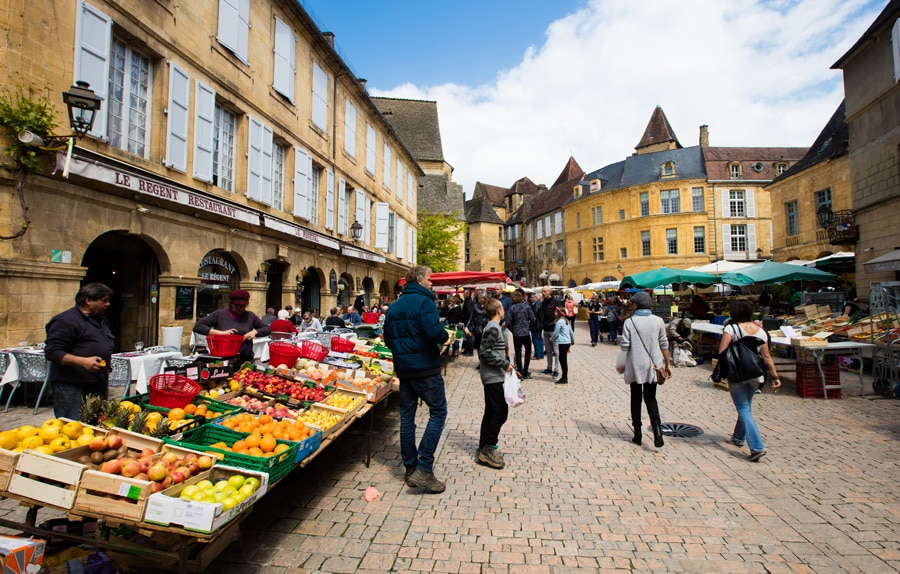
top-left (300, 0), bottom-right (888, 196)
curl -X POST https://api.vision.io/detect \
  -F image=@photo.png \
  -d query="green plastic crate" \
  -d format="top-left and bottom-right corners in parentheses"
top-left (131, 394), bottom-right (243, 422)
top-left (163, 425), bottom-right (297, 482)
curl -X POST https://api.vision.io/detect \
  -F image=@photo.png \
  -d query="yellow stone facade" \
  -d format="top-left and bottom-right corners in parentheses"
top-left (0, 0), bottom-right (420, 348)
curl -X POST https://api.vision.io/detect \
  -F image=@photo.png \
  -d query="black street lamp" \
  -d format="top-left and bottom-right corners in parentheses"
top-left (816, 204), bottom-right (833, 229)
top-left (62, 81), bottom-right (103, 136)
top-left (350, 220), bottom-right (363, 241)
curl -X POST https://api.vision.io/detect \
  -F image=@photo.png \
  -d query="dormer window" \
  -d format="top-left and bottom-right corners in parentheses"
top-left (661, 161), bottom-right (677, 178)
top-left (729, 162), bottom-right (742, 178)
top-left (776, 162), bottom-right (788, 175)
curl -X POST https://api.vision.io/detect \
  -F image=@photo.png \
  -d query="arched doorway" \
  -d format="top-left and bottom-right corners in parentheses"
top-left (362, 277), bottom-right (375, 310)
top-left (197, 251), bottom-right (242, 318)
top-left (301, 268), bottom-right (322, 315)
top-left (264, 259), bottom-right (286, 311)
top-left (82, 232), bottom-right (160, 351)
top-left (337, 273), bottom-right (353, 308)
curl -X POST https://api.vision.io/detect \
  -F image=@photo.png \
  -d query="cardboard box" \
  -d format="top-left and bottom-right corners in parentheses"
top-left (143, 465), bottom-right (268, 534)
top-left (0, 536), bottom-right (44, 573)
top-left (791, 332), bottom-right (832, 347)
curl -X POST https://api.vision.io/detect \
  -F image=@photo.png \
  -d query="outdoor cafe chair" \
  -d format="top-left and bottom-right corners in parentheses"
top-left (5, 351), bottom-right (51, 415)
top-left (108, 357), bottom-right (133, 397)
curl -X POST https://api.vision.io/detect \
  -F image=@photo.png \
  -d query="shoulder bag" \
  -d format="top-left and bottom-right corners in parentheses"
top-left (630, 318), bottom-right (669, 384)
top-left (720, 324), bottom-right (765, 382)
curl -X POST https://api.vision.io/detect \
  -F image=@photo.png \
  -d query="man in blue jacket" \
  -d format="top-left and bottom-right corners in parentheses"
top-left (383, 266), bottom-right (450, 493)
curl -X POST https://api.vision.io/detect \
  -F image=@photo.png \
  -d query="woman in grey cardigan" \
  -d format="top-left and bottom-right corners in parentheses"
top-left (620, 292), bottom-right (671, 448)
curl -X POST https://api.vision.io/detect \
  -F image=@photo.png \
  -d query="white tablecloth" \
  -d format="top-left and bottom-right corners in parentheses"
top-left (188, 333), bottom-right (270, 362)
top-left (113, 351), bottom-right (183, 394)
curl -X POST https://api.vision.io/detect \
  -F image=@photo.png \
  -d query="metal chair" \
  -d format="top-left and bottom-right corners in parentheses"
top-left (270, 332), bottom-right (294, 341)
top-left (0, 352), bottom-right (8, 383)
top-left (143, 345), bottom-right (179, 353)
top-left (108, 357), bottom-right (133, 397)
top-left (191, 333), bottom-right (207, 354)
top-left (165, 358), bottom-right (197, 369)
top-left (5, 351), bottom-right (51, 414)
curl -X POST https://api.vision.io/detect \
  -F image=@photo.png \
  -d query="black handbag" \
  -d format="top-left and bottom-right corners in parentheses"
top-left (720, 325), bottom-right (765, 382)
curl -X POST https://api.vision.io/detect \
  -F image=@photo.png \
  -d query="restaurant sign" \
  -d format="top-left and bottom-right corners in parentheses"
top-left (58, 154), bottom-right (259, 225)
top-left (341, 245), bottom-right (385, 263)
top-left (261, 215), bottom-right (339, 250)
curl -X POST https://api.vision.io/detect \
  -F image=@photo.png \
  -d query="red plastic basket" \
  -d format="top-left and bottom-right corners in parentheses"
top-left (299, 340), bottom-right (329, 361)
top-left (206, 333), bottom-right (244, 356)
top-left (362, 312), bottom-right (379, 324)
top-left (269, 341), bottom-right (302, 367)
top-left (148, 374), bottom-right (201, 409)
top-left (330, 337), bottom-right (355, 353)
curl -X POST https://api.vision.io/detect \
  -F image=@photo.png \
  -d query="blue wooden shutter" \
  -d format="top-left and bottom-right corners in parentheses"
top-left (165, 62), bottom-right (190, 172)
top-left (193, 82), bottom-right (216, 182)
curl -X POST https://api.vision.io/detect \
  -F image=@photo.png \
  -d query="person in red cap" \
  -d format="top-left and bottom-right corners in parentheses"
top-left (192, 289), bottom-right (271, 362)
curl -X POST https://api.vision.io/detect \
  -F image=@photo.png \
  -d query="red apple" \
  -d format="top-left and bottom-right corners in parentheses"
top-left (160, 452), bottom-right (179, 465)
top-left (89, 436), bottom-right (109, 452)
top-left (147, 464), bottom-right (167, 482)
top-left (139, 459), bottom-right (151, 473)
top-left (100, 459), bottom-right (122, 475)
top-left (188, 462), bottom-right (200, 476)
top-left (161, 475), bottom-right (173, 488)
top-left (106, 433), bottom-right (123, 450)
top-left (175, 465), bottom-right (191, 479)
top-left (140, 448), bottom-right (156, 459)
top-left (121, 459), bottom-right (142, 478)
top-left (151, 481), bottom-right (165, 493)
top-left (170, 471), bottom-right (185, 485)
top-left (182, 453), bottom-right (198, 466)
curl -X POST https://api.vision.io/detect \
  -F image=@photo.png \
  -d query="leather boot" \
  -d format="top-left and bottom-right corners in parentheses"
top-left (631, 422), bottom-right (642, 445)
top-left (651, 421), bottom-right (664, 448)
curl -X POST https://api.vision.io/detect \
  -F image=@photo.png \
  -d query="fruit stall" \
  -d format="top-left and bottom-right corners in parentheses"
top-left (0, 333), bottom-right (399, 572)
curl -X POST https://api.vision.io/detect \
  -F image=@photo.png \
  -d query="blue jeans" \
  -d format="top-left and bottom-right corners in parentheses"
top-left (589, 317), bottom-right (601, 343)
top-left (531, 329), bottom-right (544, 359)
top-left (729, 380), bottom-right (764, 452)
top-left (398, 372), bottom-right (447, 473)
top-left (607, 318), bottom-right (619, 343)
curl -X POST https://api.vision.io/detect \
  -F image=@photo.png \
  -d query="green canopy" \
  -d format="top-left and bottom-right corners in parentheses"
top-left (721, 260), bottom-right (837, 286)
top-left (619, 268), bottom-right (722, 289)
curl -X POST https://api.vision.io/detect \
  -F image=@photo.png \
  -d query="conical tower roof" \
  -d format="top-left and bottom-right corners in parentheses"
top-left (635, 106), bottom-right (682, 154)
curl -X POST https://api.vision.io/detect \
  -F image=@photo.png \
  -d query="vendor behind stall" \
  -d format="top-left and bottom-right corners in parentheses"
top-left (193, 289), bottom-right (270, 362)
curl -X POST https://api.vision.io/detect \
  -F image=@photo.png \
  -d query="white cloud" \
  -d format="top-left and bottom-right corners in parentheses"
top-left (374, 0), bottom-right (884, 196)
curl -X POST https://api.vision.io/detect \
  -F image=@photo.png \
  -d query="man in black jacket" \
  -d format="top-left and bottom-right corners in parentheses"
top-left (539, 287), bottom-right (561, 376)
top-left (460, 289), bottom-right (475, 356)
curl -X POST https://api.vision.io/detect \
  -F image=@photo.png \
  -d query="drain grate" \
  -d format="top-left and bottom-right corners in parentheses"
top-left (654, 422), bottom-right (704, 438)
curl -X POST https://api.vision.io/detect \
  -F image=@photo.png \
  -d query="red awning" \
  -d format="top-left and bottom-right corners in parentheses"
top-left (428, 271), bottom-right (510, 287)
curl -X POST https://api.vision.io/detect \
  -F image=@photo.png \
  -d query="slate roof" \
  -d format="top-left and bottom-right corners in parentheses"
top-left (465, 192), bottom-right (504, 224)
top-left (472, 182), bottom-right (507, 206)
top-left (703, 146), bottom-right (808, 181)
top-left (833, 0), bottom-right (900, 68)
top-left (635, 106), bottom-right (682, 151)
top-left (551, 156), bottom-right (584, 188)
top-left (371, 97), bottom-right (445, 163)
top-left (582, 146), bottom-right (706, 194)
top-left (504, 177), bottom-right (542, 198)
top-left (529, 159), bottom-right (586, 218)
top-left (771, 101), bottom-right (848, 184)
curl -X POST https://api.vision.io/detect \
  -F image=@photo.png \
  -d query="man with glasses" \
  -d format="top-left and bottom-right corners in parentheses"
top-left (193, 289), bottom-right (271, 362)
top-left (384, 266), bottom-right (450, 493)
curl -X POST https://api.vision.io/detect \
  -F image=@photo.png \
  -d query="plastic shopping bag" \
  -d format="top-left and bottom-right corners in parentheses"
top-left (503, 370), bottom-right (526, 407)
top-left (615, 349), bottom-right (627, 374)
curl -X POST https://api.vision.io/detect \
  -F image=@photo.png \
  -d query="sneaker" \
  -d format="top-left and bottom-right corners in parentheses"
top-left (552, 370), bottom-right (559, 378)
top-left (476, 446), bottom-right (505, 469)
top-left (406, 468), bottom-right (446, 493)
top-left (591, 342), bottom-right (597, 347)
top-left (521, 372), bottom-right (530, 380)
top-left (749, 450), bottom-right (767, 462)
top-left (555, 378), bottom-right (568, 385)
top-left (541, 368), bottom-right (553, 374)
top-left (727, 435), bottom-right (744, 447)
top-left (404, 465), bottom-right (416, 483)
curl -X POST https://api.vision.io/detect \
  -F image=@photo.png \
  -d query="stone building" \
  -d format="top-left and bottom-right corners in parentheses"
top-left (766, 102), bottom-right (852, 264)
top-left (0, 0), bottom-right (422, 348)
top-left (464, 183), bottom-right (507, 272)
top-left (371, 97), bottom-right (465, 271)
top-left (833, 0), bottom-right (900, 296)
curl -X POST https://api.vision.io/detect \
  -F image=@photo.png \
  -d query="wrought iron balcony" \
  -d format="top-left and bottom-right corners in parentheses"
top-left (824, 210), bottom-right (858, 245)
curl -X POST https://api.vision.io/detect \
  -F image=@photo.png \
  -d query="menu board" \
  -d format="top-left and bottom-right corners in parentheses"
top-left (175, 286), bottom-right (195, 320)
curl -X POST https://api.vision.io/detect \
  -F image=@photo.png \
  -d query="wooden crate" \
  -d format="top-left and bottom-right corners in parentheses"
top-left (7, 450), bottom-right (85, 509)
top-left (320, 389), bottom-right (366, 416)
top-left (0, 449), bottom-right (19, 492)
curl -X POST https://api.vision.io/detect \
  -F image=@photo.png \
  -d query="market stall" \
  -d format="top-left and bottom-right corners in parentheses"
top-left (0, 331), bottom-right (402, 572)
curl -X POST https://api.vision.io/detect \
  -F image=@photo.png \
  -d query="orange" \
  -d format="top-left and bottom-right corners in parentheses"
top-left (258, 414), bottom-right (273, 425)
top-left (183, 404), bottom-right (197, 415)
top-left (245, 433), bottom-right (261, 449)
top-left (248, 446), bottom-right (264, 457)
top-left (274, 443), bottom-right (290, 455)
top-left (168, 408), bottom-right (186, 421)
top-left (194, 405), bottom-right (208, 417)
top-left (259, 434), bottom-right (277, 453)
top-left (231, 440), bottom-right (248, 453)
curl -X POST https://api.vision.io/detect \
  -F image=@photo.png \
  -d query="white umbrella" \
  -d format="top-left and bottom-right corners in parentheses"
top-left (687, 260), bottom-right (754, 274)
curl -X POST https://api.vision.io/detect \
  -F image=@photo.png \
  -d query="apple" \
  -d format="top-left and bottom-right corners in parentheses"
top-left (100, 459), bottom-right (122, 475)
top-left (121, 459), bottom-right (142, 478)
top-left (139, 459), bottom-right (151, 473)
top-left (106, 433), bottom-right (123, 450)
top-left (150, 481), bottom-right (165, 493)
top-left (197, 455), bottom-right (214, 470)
top-left (161, 475), bottom-right (173, 488)
top-left (134, 472), bottom-right (149, 481)
top-left (147, 464), bottom-right (167, 482)
top-left (89, 436), bottom-right (109, 452)
top-left (188, 462), bottom-right (200, 476)
top-left (170, 471), bottom-right (185, 485)
top-left (175, 465), bottom-right (192, 479)
top-left (139, 448), bottom-right (156, 459)
top-left (182, 453), bottom-right (198, 466)
top-left (160, 452), bottom-right (179, 465)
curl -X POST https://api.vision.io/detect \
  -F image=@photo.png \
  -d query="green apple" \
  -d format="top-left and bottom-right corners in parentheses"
top-left (181, 485), bottom-right (200, 499)
top-left (214, 480), bottom-right (229, 492)
top-left (227, 475), bottom-right (245, 490)
top-left (220, 496), bottom-right (237, 510)
top-left (196, 480), bottom-right (214, 491)
top-left (243, 477), bottom-right (261, 490)
top-left (239, 484), bottom-right (256, 497)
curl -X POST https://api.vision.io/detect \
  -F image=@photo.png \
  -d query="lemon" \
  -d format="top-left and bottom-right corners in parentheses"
top-left (16, 426), bottom-right (38, 441)
top-left (208, 389), bottom-right (219, 398)
top-left (34, 445), bottom-right (55, 455)
top-left (0, 430), bottom-right (19, 450)
top-left (20, 436), bottom-right (44, 450)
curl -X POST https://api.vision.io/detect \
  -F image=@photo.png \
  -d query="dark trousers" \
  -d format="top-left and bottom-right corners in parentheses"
top-left (239, 340), bottom-right (254, 363)
top-left (589, 318), bottom-right (601, 343)
top-left (52, 380), bottom-right (107, 420)
top-left (479, 381), bottom-right (508, 448)
top-left (630, 382), bottom-right (661, 428)
top-left (399, 372), bottom-right (448, 473)
top-left (531, 329), bottom-right (545, 359)
top-left (607, 318), bottom-right (620, 343)
top-left (558, 343), bottom-right (570, 379)
top-left (512, 335), bottom-right (532, 375)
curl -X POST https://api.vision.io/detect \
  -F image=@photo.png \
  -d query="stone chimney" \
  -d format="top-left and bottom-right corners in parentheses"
top-left (357, 78), bottom-right (367, 91)
top-left (699, 125), bottom-right (709, 147)
top-left (322, 32), bottom-right (335, 48)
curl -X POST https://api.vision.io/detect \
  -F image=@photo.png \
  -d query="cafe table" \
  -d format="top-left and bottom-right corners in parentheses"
top-left (0, 347), bottom-right (44, 387)
top-left (112, 350), bottom-right (183, 394)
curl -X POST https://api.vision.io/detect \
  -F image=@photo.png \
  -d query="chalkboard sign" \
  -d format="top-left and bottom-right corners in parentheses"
top-left (174, 286), bottom-right (195, 320)
top-left (329, 269), bottom-right (338, 292)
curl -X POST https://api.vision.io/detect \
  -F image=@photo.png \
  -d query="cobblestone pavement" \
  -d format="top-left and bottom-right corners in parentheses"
top-left (1, 324), bottom-right (898, 573)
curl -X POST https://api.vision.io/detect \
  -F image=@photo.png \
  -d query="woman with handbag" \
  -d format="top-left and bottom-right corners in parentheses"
top-left (718, 299), bottom-right (782, 462)
top-left (620, 292), bottom-right (671, 448)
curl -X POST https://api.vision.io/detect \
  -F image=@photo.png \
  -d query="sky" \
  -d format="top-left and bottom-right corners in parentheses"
top-left (300, 0), bottom-right (888, 197)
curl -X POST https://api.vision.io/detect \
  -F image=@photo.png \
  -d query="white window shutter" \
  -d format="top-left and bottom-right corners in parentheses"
top-left (396, 219), bottom-right (406, 260)
top-left (722, 190), bottom-right (730, 219)
top-left (217, 0), bottom-right (249, 65)
top-left (193, 82), bottom-right (216, 182)
top-left (383, 145), bottom-right (391, 188)
top-left (746, 189), bottom-right (756, 218)
top-left (235, 0), bottom-right (250, 64)
top-left (273, 17), bottom-right (295, 102)
top-left (364, 196), bottom-right (372, 245)
top-left (312, 62), bottom-right (328, 131)
top-left (375, 202), bottom-right (389, 249)
top-left (396, 159), bottom-right (403, 199)
top-left (344, 100), bottom-right (356, 157)
top-left (75, 1), bottom-right (111, 139)
top-left (747, 224), bottom-right (757, 255)
top-left (325, 169), bottom-right (335, 231)
top-left (355, 189), bottom-right (365, 234)
top-left (366, 125), bottom-right (376, 174)
top-left (893, 18), bottom-right (900, 82)
top-left (722, 224), bottom-right (733, 258)
top-left (165, 62), bottom-right (190, 172)
top-left (292, 147), bottom-right (311, 219)
top-left (408, 226), bottom-right (415, 264)
top-left (260, 124), bottom-right (274, 205)
top-left (337, 179), bottom-right (347, 235)
top-left (408, 172), bottom-right (414, 208)
top-left (247, 116), bottom-right (262, 201)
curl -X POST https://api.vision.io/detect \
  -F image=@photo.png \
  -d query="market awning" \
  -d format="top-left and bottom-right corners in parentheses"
top-left (805, 251), bottom-right (854, 274)
top-left (721, 260), bottom-right (837, 285)
top-left (687, 260), bottom-right (754, 274)
top-left (428, 271), bottom-right (509, 288)
top-left (620, 268), bottom-right (722, 289)
top-left (863, 249), bottom-right (900, 273)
